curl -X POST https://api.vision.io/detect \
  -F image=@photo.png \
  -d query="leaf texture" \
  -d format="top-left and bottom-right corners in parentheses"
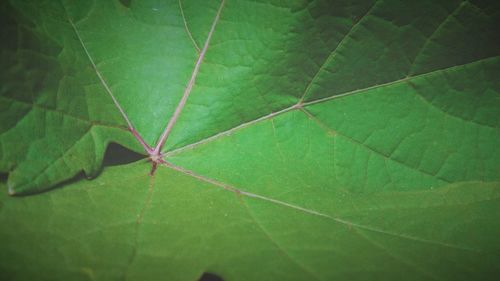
top-left (0, 0), bottom-right (499, 280)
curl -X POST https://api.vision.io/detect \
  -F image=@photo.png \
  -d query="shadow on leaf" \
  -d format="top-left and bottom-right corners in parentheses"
top-left (118, 0), bottom-right (132, 8)
top-left (0, 172), bottom-right (7, 183)
top-left (199, 272), bottom-right (224, 281)
top-left (9, 142), bottom-right (145, 197)
top-left (102, 142), bottom-right (145, 167)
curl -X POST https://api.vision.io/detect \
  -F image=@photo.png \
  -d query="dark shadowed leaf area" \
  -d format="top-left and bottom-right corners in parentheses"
top-left (0, 0), bottom-right (499, 280)
top-left (102, 143), bottom-right (145, 167)
top-left (199, 273), bottom-right (224, 281)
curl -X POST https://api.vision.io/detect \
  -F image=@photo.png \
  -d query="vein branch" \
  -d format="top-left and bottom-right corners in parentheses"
top-left (300, 107), bottom-right (451, 183)
top-left (179, 0), bottom-right (201, 53)
top-left (66, 16), bottom-right (152, 154)
top-left (241, 200), bottom-right (324, 281)
top-left (164, 103), bottom-right (301, 157)
top-left (298, 0), bottom-right (379, 104)
top-left (165, 56), bottom-right (498, 157)
top-left (160, 162), bottom-right (477, 252)
top-left (408, 1), bottom-right (466, 76)
top-left (123, 174), bottom-right (156, 280)
top-left (153, 0), bottom-right (226, 155)
top-left (302, 55), bottom-right (498, 107)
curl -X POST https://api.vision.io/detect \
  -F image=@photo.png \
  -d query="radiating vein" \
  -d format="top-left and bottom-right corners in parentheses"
top-left (298, 0), bottom-right (379, 103)
top-left (164, 104), bottom-right (301, 157)
top-left (303, 55), bottom-right (499, 108)
top-left (0, 96), bottom-right (128, 130)
top-left (300, 107), bottom-right (451, 183)
top-left (153, 0), bottom-right (226, 155)
top-left (355, 229), bottom-right (442, 281)
top-left (412, 90), bottom-right (499, 130)
top-left (160, 162), bottom-right (478, 252)
top-left (165, 55), bottom-right (499, 157)
top-left (65, 15), bottom-right (151, 153)
top-left (123, 173), bottom-right (156, 280)
top-left (408, 1), bottom-right (466, 76)
top-left (67, 18), bottom-right (133, 132)
top-left (241, 200), bottom-right (324, 281)
top-left (179, 0), bottom-right (201, 53)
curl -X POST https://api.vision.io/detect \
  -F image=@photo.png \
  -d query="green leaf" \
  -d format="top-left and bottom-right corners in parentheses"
top-left (1, 0), bottom-right (499, 280)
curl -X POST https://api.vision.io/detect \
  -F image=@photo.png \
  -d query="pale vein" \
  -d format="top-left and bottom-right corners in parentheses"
top-left (408, 1), bottom-right (466, 76)
top-left (165, 55), bottom-right (498, 157)
top-left (161, 162), bottom-right (477, 252)
top-left (298, 0), bottom-right (379, 103)
top-left (153, 0), bottom-right (226, 154)
top-left (67, 18), bottom-right (134, 132)
top-left (179, 0), bottom-right (201, 53)
top-left (66, 15), bottom-right (152, 153)
top-left (300, 107), bottom-right (451, 183)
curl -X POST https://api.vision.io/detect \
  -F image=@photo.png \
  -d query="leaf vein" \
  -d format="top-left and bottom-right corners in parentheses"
top-left (179, 0), bottom-right (201, 53)
top-left (411, 90), bottom-right (500, 130)
top-left (300, 108), bottom-right (451, 183)
top-left (0, 96), bottom-right (128, 130)
top-left (298, 0), bottom-right (380, 103)
top-left (61, 3), bottom-right (151, 153)
top-left (165, 56), bottom-right (498, 158)
top-left (160, 162), bottom-right (477, 252)
top-left (123, 174), bottom-right (156, 280)
top-left (408, 1), bottom-right (466, 76)
top-left (154, 0), bottom-right (226, 155)
top-left (9, 125), bottom-right (93, 195)
top-left (241, 199), bottom-right (325, 281)
top-left (303, 55), bottom-right (499, 107)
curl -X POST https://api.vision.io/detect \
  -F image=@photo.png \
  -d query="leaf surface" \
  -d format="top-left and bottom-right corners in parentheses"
top-left (0, 0), bottom-right (499, 280)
